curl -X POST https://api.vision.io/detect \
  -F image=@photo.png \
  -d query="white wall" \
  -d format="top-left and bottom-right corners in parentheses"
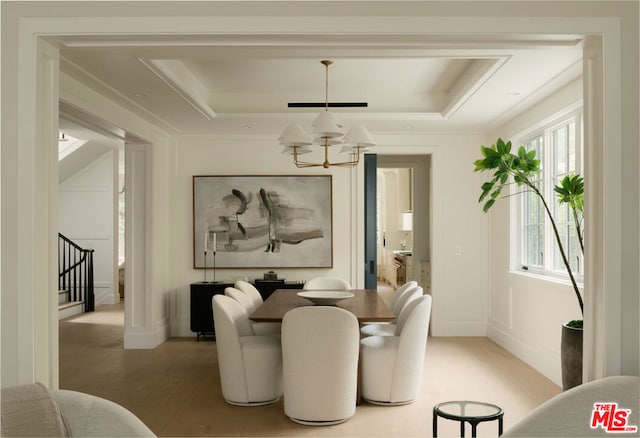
top-left (59, 150), bottom-right (119, 306)
top-left (167, 133), bottom-right (491, 338)
top-left (382, 170), bottom-right (402, 252)
top-left (422, 135), bottom-right (491, 337)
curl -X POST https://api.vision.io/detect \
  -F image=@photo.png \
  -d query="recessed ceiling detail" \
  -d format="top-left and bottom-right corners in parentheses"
top-left (138, 56), bottom-right (510, 121)
top-left (138, 58), bottom-right (216, 120)
top-left (55, 33), bottom-right (583, 135)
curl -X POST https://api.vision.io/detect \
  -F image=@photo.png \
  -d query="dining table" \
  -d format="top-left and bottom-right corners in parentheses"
top-left (248, 288), bottom-right (395, 323)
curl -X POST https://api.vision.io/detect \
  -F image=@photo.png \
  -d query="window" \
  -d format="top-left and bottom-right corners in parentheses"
top-left (519, 111), bottom-right (583, 279)
top-left (522, 135), bottom-right (544, 269)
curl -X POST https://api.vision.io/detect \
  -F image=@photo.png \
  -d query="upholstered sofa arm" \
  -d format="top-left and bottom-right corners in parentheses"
top-left (51, 390), bottom-right (155, 437)
top-left (1, 383), bottom-right (69, 437)
top-left (1, 383), bottom-right (155, 438)
top-left (503, 376), bottom-right (640, 437)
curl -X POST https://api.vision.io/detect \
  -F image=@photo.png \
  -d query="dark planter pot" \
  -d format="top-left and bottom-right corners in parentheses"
top-left (561, 324), bottom-right (583, 390)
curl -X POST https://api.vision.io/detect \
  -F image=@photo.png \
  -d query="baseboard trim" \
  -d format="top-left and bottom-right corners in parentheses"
top-left (124, 318), bottom-right (170, 349)
top-left (431, 320), bottom-right (487, 336)
top-left (94, 282), bottom-right (115, 307)
top-left (488, 320), bottom-right (561, 386)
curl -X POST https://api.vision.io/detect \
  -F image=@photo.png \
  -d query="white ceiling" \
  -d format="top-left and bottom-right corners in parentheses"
top-left (55, 33), bottom-right (584, 138)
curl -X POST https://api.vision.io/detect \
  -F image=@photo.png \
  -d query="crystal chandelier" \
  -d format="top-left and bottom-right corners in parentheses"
top-left (279, 60), bottom-right (376, 168)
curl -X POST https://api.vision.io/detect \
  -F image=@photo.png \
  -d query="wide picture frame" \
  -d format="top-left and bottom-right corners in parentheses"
top-left (193, 175), bottom-right (333, 268)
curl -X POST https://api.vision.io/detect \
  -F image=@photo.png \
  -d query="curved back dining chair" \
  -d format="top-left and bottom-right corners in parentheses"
top-left (393, 293), bottom-right (426, 333)
top-left (224, 287), bottom-right (280, 336)
top-left (388, 281), bottom-right (418, 309)
top-left (391, 285), bottom-right (422, 317)
top-left (360, 281), bottom-right (419, 334)
top-left (360, 294), bottom-right (432, 405)
top-left (212, 294), bottom-right (283, 406)
top-left (234, 280), bottom-right (263, 313)
top-left (360, 287), bottom-right (423, 338)
top-left (282, 306), bottom-right (360, 425)
top-left (303, 276), bottom-right (351, 290)
top-left (224, 287), bottom-right (255, 311)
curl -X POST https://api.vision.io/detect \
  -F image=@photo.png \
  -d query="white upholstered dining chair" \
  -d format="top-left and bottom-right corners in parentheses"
top-left (281, 306), bottom-right (360, 425)
top-left (302, 276), bottom-right (351, 290)
top-left (361, 286), bottom-right (423, 337)
top-left (234, 280), bottom-right (263, 313)
top-left (391, 284), bottom-right (422, 316)
top-left (224, 287), bottom-right (281, 336)
top-left (212, 294), bottom-right (283, 406)
top-left (388, 281), bottom-right (418, 309)
top-left (360, 294), bottom-right (432, 405)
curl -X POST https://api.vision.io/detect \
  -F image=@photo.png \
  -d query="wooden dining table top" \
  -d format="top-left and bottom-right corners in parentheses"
top-left (248, 288), bottom-right (395, 323)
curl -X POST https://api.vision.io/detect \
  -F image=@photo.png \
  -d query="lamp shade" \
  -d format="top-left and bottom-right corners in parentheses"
top-left (401, 211), bottom-right (413, 231)
top-left (282, 146), bottom-right (312, 155)
top-left (279, 124), bottom-right (312, 147)
top-left (340, 145), bottom-right (372, 154)
top-left (311, 111), bottom-right (344, 139)
top-left (342, 125), bottom-right (376, 148)
top-left (313, 137), bottom-right (343, 146)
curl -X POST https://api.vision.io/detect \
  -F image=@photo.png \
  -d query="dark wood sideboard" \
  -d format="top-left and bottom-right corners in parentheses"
top-left (190, 280), bottom-right (303, 340)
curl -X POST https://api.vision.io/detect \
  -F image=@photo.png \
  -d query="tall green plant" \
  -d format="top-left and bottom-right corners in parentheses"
top-left (474, 138), bottom-right (584, 318)
top-left (554, 173), bottom-right (584, 255)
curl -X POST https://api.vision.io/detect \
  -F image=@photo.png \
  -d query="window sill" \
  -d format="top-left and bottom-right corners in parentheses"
top-left (510, 269), bottom-right (584, 291)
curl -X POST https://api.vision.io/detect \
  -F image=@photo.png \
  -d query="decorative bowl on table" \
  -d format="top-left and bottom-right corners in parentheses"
top-left (297, 291), bottom-right (354, 306)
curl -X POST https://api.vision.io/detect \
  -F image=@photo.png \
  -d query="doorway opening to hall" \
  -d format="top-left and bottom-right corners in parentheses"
top-left (376, 155), bottom-right (431, 297)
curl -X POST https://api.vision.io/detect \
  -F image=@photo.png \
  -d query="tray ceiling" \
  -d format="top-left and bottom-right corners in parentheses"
top-left (56, 33), bottom-right (583, 136)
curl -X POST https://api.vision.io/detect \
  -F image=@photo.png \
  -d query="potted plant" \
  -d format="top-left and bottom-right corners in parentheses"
top-left (474, 138), bottom-right (584, 390)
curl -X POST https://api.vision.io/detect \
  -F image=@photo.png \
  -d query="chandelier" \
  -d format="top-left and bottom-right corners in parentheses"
top-left (278, 60), bottom-right (376, 168)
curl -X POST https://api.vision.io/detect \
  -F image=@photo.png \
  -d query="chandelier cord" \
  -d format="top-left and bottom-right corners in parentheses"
top-left (321, 60), bottom-right (332, 112)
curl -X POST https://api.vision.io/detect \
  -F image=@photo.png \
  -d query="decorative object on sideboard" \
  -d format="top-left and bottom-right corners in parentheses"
top-left (193, 175), bottom-right (333, 268)
top-left (264, 270), bottom-right (278, 280)
top-left (203, 231), bottom-right (221, 283)
top-left (279, 60), bottom-right (376, 169)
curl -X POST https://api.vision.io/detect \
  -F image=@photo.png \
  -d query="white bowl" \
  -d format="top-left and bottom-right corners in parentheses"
top-left (297, 291), bottom-right (354, 306)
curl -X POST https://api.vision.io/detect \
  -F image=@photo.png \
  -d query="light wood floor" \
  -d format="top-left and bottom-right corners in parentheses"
top-left (59, 301), bottom-right (561, 437)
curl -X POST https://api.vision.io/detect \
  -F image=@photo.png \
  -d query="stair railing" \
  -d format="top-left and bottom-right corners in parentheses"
top-left (58, 233), bottom-right (95, 312)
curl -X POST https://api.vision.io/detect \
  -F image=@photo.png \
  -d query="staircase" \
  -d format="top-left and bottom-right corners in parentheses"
top-left (58, 289), bottom-right (84, 319)
top-left (58, 233), bottom-right (95, 320)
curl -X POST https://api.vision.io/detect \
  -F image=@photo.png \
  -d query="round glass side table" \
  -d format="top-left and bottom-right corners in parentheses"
top-left (433, 400), bottom-right (503, 437)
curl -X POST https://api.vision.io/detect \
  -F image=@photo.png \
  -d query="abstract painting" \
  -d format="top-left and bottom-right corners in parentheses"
top-left (193, 175), bottom-right (332, 268)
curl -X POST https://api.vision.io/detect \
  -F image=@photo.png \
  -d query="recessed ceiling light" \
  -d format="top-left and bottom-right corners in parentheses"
top-left (404, 125), bottom-right (415, 130)
top-left (241, 125), bottom-right (253, 130)
top-left (133, 92), bottom-right (147, 98)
